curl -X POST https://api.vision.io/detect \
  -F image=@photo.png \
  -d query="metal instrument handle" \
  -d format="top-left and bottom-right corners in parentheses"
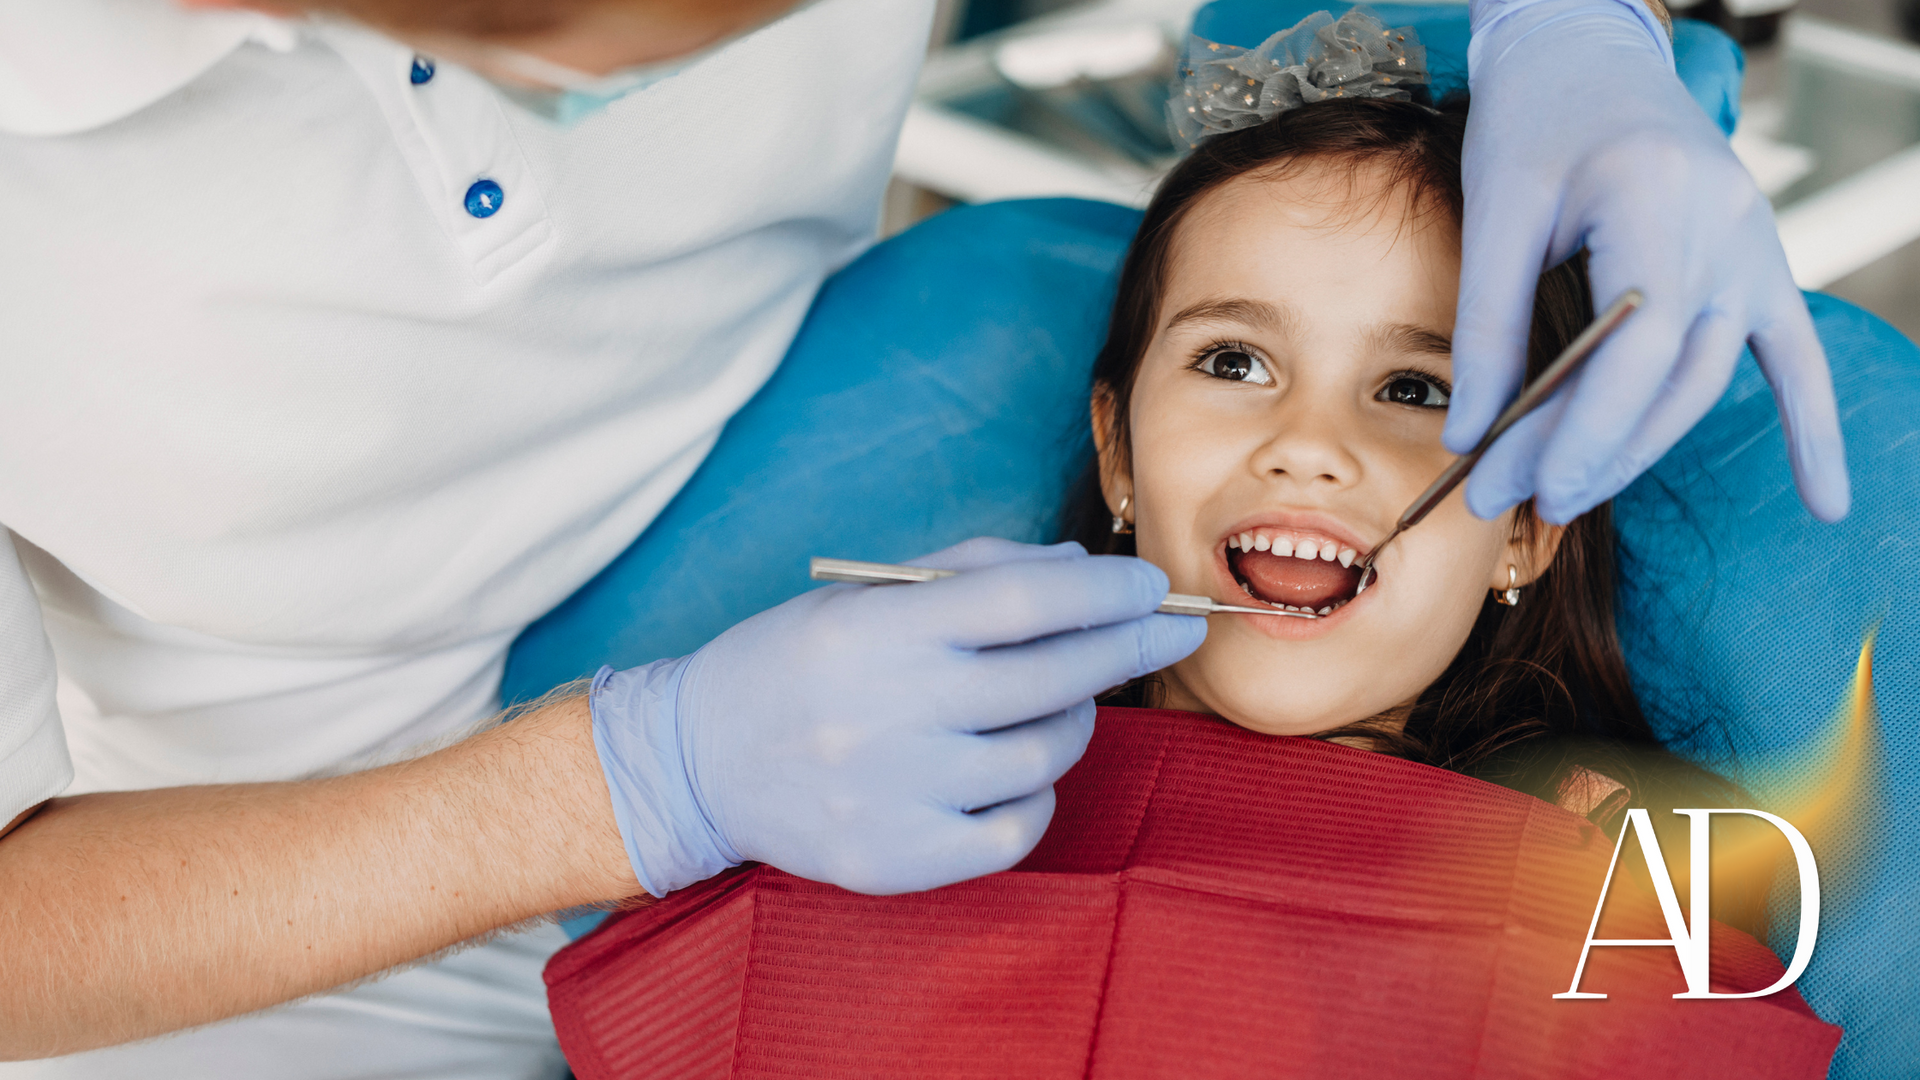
top-left (810, 557), bottom-right (956, 585)
top-left (1158, 593), bottom-right (1216, 617)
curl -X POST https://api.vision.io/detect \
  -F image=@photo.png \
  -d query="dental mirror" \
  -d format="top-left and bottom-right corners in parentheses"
top-left (1353, 288), bottom-right (1645, 594)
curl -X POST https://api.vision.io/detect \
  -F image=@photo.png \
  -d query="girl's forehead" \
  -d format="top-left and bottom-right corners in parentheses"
top-left (1163, 165), bottom-right (1461, 336)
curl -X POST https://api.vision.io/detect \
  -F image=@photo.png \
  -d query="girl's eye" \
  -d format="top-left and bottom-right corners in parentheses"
top-left (1197, 347), bottom-right (1274, 386)
top-left (1380, 373), bottom-right (1450, 409)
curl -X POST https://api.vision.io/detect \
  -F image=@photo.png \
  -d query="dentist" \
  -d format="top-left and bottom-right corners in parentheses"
top-left (0, 0), bottom-right (1845, 1076)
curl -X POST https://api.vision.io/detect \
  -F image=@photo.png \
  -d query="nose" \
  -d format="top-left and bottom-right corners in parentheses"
top-left (1245, 386), bottom-right (1364, 493)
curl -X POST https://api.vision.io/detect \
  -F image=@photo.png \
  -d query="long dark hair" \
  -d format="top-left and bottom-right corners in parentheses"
top-left (1062, 97), bottom-right (1772, 935)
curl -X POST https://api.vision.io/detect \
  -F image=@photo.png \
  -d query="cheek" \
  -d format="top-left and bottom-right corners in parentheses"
top-left (1396, 512), bottom-right (1510, 630)
top-left (1125, 393), bottom-right (1248, 563)
top-left (1347, 515), bottom-right (1510, 694)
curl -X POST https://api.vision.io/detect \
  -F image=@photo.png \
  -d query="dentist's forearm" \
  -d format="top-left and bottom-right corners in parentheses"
top-left (0, 695), bottom-right (638, 1061)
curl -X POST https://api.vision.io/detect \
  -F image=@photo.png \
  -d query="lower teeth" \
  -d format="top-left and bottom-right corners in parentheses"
top-left (1243, 589), bottom-right (1351, 618)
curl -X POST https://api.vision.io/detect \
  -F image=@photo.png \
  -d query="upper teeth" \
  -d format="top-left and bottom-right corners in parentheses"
top-left (1226, 531), bottom-right (1357, 568)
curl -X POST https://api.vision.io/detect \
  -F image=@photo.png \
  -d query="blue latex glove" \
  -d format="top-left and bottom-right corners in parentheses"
top-left (588, 537), bottom-right (1205, 897)
top-left (1454, 0), bottom-right (1850, 524)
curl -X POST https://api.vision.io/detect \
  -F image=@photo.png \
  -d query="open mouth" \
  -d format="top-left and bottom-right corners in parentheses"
top-left (1224, 529), bottom-right (1369, 617)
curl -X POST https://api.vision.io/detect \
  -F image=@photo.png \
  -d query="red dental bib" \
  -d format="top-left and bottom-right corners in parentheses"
top-left (545, 707), bottom-right (1840, 1079)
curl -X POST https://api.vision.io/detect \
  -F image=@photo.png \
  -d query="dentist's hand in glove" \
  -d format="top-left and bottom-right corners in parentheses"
top-left (587, 537), bottom-right (1204, 897)
top-left (1454, 0), bottom-right (1850, 525)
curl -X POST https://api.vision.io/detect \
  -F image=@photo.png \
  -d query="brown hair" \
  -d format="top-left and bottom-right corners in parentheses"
top-left (1062, 96), bottom-right (1771, 935)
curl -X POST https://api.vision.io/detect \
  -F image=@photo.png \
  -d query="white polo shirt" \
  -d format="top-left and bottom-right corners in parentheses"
top-left (0, 0), bottom-right (934, 825)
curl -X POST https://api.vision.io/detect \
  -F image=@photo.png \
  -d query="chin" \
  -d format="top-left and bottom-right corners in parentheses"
top-left (1217, 710), bottom-right (1351, 739)
top-left (1169, 662), bottom-right (1385, 739)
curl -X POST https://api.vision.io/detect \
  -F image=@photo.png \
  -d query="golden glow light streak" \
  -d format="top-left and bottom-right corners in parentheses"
top-left (1714, 628), bottom-right (1881, 912)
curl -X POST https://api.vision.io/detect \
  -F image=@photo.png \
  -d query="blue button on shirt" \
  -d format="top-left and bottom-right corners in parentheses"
top-left (464, 179), bottom-right (504, 219)
top-left (409, 56), bottom-right (435, 85)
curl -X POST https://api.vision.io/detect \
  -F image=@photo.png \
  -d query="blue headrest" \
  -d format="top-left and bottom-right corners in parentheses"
top-left (1673, 18), bottom-right (1745, 135)
top-left (1190, 1), bottom-right (1746, 136)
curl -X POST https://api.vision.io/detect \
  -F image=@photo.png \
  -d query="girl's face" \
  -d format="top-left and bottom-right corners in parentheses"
top-left (1098, 162), bottom-right (1557, 736)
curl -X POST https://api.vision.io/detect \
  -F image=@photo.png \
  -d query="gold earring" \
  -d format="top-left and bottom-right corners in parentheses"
top-left (1111, 495), bottom-right (1134, 535)
top-left (1495, 565), bottom-right (1522, 606)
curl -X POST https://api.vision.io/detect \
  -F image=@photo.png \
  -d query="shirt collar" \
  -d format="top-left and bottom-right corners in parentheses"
top-left (0, 0), bottom-right (298, 136)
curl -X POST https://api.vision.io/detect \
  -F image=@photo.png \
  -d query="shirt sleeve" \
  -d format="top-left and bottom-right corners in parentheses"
top-left (0, 529), bottom-right (70, 825)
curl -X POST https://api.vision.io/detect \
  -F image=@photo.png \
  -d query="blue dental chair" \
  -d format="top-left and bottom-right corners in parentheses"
top-left (504, 7), bottom-right (1913, 1076)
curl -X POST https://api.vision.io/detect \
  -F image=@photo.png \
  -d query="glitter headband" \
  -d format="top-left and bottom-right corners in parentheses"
top-left (1167, 8), bottom-right (1430, 150)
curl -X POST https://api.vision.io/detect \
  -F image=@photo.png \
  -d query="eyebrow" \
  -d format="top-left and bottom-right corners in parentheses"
top-left (1166, 299), bottom-right (1451, 357)
top-left (1162, 296), bottom-right (1293, 336)
top-left (1370, 323), bottom-right (1453, 358)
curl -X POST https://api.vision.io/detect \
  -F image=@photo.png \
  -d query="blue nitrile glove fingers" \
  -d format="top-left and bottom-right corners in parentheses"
top-left (894, 553), bottom-right (1186, 661)
top-left (1750, 283), bottom-right (1849, 516)
top-left (590, 537), bottom-right (1206, 897)
top-left (923, 704), bottom-right (1098, 811)
top-left (966, 612), bottom-right (1205, 722)
top-left (905, 535), bottom-right (1091, 573)
top-left (1451, 0), bottom-right (1850, 525)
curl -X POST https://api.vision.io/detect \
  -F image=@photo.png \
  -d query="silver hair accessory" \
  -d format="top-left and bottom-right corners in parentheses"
top-left (1167, 8), bottom-right (1430, 149)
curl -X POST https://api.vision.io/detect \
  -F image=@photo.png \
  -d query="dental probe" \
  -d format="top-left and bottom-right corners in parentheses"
top-left (809, 557), bottom-right (1316, 618)
top-left (1352, 288), bottom-right (1645, 593)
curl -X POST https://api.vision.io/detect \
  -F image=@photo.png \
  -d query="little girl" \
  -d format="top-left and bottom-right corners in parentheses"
top-left (1065, 55), bottom-right (1768, 920)
top-left (544, 14), bottom-right (1834, 1075)
top-left (1061, 39), bottom-right (1799, 939)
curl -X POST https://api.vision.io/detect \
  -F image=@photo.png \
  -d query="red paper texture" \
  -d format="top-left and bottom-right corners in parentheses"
top-left (546, 707), bottom-right (1842, 1079)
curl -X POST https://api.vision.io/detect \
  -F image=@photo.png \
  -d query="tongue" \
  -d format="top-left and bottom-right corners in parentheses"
top-left (1234, 550), bottom-right (1360, 609)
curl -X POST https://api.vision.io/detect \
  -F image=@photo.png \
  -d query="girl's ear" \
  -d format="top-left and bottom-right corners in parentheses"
top-left (1493, 508), bottom-right (1566, 591)
top-left (1090, 383), bottom-right (1132, 519)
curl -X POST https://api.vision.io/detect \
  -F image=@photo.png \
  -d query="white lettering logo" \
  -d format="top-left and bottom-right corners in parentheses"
top-left (1554, 808), bottom-right (1819, 999)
